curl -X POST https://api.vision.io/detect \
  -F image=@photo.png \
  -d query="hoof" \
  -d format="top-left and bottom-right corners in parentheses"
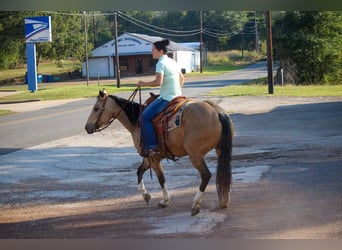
top-left (219, 198), bottom-right (230, 208)
top-left (191, 207), bottom-right (200, 216)
top-left (143, 193), bottom-right (151, 204)
top-left (158, 203), bottom-right (167, 208)
top-left (219, 194), bottom-right (230, 208)
top-left (219, 201), bottom-right (229, 208)
top-left (158, 200), bottom-right (169, 208)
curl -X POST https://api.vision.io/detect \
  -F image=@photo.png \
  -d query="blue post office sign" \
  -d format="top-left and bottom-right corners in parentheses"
top-left (25, 16), bottom-right (52, 43)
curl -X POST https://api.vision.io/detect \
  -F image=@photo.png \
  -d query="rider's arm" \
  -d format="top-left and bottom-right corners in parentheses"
top-left (137, 73), bottom-right (163, 87)
top-left (179, 72), bottom-right (184, 88)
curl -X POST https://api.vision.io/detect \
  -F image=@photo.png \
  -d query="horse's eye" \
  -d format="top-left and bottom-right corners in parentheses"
top-left (94, 106), bottom-right (99, 112)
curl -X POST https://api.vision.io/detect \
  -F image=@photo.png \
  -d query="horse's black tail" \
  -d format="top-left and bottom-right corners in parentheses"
top-left (216, 112), bottom-right (234, 208)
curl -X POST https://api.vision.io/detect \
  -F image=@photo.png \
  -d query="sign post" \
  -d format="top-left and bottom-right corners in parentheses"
top-left (25, 43), bottom-right (37, 92)
top-left (24, 16), bottom-right (52, 92)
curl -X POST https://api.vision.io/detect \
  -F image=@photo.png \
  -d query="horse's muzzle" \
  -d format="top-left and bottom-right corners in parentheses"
top-left (85, 123), bottom-right (96, 134)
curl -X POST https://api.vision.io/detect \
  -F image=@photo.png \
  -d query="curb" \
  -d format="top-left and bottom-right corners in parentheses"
top-left (0, 99), bottom-right (41, 105)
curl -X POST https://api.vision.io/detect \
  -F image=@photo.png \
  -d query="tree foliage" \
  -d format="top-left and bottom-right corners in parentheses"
top-left (1, 11), bottom-right (341, 85)
top-left (273, 11), bottom-right (342, 84)
top-left (0, 11), bottom-right (31, 69)
top-left (0, 11), bottom-right (86, 70)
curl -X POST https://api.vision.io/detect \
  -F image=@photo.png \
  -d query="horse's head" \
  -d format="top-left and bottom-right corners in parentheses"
top-left (85, 89), bottom-right (114, 134)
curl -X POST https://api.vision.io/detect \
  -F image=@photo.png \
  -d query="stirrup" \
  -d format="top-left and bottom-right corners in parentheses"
top-left (139, 148), bottom-right (160, 157)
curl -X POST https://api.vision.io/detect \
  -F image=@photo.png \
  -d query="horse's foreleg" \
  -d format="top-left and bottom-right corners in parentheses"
top-left (158, 183), bottom-right (170, 208)
top-left (151, 157), bottom-right (170, 208)
top-left (137, 158), bottom-right (151, 204)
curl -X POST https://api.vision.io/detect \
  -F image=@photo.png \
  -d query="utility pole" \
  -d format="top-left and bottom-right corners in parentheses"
top-left (114, 11), bottom-right (120, 88)
top-left (255, 11), bottom-right (259, 53)
top-left (199, 11), bottom-right (203, 74)
top-left (265, 11), bottom-right (274, 94)
top-left (93, 11), bottom-right (97, 48)
top-left (83, 11), bottom-right (89, 86)
top-left (241, 27), bottom-right (244, 59)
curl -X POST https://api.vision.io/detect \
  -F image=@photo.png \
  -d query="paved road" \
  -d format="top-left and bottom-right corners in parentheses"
top-left (0, 62), bottom-right (268, 155)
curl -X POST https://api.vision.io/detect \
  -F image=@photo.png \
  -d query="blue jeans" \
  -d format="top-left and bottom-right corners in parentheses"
top-left (140, 98), bottom-right (169, 150)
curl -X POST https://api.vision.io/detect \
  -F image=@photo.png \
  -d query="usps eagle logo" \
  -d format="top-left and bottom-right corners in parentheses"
top-left (25, 16), bottom-right (52, 43)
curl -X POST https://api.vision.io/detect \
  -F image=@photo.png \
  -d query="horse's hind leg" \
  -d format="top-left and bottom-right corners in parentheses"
top-left (137, 158), bottom-right (152, 204)
top-left (188, 154), bottom-right (212, 216)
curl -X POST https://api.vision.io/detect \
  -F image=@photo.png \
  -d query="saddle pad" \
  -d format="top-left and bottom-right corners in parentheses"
top-left (167, 102), bottom-right (187, 131)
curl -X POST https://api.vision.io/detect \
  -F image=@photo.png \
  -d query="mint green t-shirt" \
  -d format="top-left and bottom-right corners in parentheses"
top-left (156, 55), bottom-right (182, 101)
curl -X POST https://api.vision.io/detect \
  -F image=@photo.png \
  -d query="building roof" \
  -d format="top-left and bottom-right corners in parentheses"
top-left (90, 32), bottom-right (196, 57)
top-left (128, 33), bottom-right (196, 52)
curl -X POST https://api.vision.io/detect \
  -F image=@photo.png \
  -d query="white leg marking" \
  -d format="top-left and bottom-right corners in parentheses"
top-left (138, 180), bottom-right (151, 203)
top-left (159, 184), bottom-right (170, 206)
top-left (192, 191), bottom-right (203, 209)
top-left (138, 180), bottom-right (147, 195)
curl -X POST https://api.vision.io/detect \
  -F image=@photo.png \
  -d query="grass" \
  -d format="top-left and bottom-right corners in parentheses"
top-left (208, 83), bottom-right (342, 97)
top-left (207, 50), bottom-right (262, 66)
top-left (0, 83), bottom-right (137, 102)
top-left (0, 50), bottom-right (261, 103)
top-left (186, 64), bottom-right (245, 77)
top-left (0, 110), bottom-right (15, 116)
top-left (1, 50), bottom-right (260, 83)
top-left (1, 51), bottom-right (341, 105)
top-left (0, 59), bottom-right (81, 84)
top-left (187, 50), bottom-right (263, 77)
top-left (2, 81), bottom-right (341, 106)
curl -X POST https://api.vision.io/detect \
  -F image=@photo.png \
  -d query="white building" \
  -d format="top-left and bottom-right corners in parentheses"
top-left (82, 32), bottom-right (200, 78)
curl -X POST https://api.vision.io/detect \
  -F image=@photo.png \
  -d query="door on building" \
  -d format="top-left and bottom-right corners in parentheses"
top-left (136, 57), bottom-right (143, 74)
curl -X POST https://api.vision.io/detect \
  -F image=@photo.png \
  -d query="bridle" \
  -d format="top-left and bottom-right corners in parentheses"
top-left (94, 88), bottom-right (142, 132)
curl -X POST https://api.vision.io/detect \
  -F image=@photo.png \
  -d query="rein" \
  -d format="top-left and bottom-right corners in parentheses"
top-left (95, 88), bottom-right (142, 132)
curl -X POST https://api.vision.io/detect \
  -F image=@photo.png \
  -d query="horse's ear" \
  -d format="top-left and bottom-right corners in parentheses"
top-left (99, 88), bottom-right (107, 99)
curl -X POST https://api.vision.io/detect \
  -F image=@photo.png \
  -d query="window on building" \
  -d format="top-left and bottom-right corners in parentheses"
top-left (120, 58), bottom-right (129, 72)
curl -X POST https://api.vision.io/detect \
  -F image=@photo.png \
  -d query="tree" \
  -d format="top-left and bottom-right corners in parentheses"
top-left (0, 11), bottom-right (89, 70)
top-left (0, 11), bottom-right (33, 69)
top-left (37, 12), bottom-right (87, 66)
top-left (273, 11), bottom-right (342, 84)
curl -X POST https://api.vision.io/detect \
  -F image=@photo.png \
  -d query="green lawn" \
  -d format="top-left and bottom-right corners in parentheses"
top-left (0, 83), bottom-right (137, 102)
top-left (0, 60), bottom-right (81, 81)
top-left (0, 62), bottom-right (252, 103)
top-left (1, 82), bottom-right (341, 105)
top-left (0, 110), bottom-right (15, 116)
top-left (208, 84), bottom-right (342, 97)
top-left (1, 58), bottom-right (341, 105)
top-left (186, 64), bottom-right (245, 77)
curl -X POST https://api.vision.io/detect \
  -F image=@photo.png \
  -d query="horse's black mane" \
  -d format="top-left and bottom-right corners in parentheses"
top-left (109, 95), bottom-right (143, 125)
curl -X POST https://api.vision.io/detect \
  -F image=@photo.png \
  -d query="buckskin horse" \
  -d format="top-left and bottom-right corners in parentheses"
top-left (85, 89), bottom-right (234, 216)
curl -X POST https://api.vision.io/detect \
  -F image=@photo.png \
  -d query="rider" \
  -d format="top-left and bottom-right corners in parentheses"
top-left (137, 39), bottom-right (184, 157)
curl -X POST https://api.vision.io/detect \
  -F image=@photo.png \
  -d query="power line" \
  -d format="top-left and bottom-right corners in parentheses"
top-left (118, 11), bottom-right (201, 34)
top-left (118, 12), bottom-right (245, 39)
top-left (203, 28), bottom-right (242, 38)
top-left (41, 11), bottom-right (84, 16)
top-left (38, 11), bottom-right (248, 39)
top-left (117, 13), bottom-right (201, 37)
